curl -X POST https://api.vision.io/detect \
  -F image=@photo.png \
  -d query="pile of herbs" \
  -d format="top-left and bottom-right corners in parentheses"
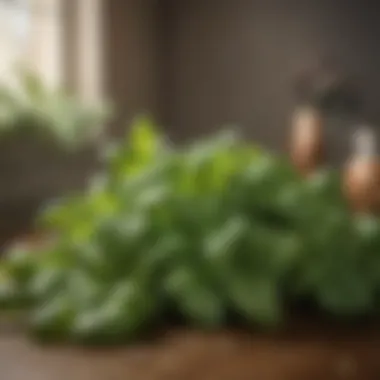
top-left (1, 117), bottom-right (380, 344)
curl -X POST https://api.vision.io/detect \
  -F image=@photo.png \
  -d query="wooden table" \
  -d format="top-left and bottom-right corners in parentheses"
top-left (1, 323), bottom-right (380, 380)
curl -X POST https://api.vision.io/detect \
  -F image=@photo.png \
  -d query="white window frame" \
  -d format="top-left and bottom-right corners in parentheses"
top-left (27, 0), bottom-right (63, 89)
top-left (0, 0), bottom-right (104, 101)
top-left (74, 0), bottom-right (104, 103)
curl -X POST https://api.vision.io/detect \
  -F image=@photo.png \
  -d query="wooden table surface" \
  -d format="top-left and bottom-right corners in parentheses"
top-left (1, 323), bottom-right (380, 380)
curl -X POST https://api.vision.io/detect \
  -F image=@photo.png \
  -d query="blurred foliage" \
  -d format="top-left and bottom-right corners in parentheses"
top-left (1, 116), bottom-right (380, 344)
top-left (0, 68), bottom-right (111, 148)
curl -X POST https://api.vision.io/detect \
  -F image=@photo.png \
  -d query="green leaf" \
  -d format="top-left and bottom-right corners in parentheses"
top-left (165, 267), bottom-right (225, 328)
top-left (225, 273), bottom-right (282, 326)
top-left (29, 267), bottom-right (66, 302)
top-left (204, 216), bottom-right (249, 265)
top-left (316, 269), bottom-right (375, 316)
top-left (71, 280), bottom-right (157, 343)
top-left (126, 115), bottom-right (163, 173)
top-left (0, 270), bottom-right (30, 309)
top-left (4, 243), bottom-right (37, 285)
top-left (30, 293), bottom-right (74, 342)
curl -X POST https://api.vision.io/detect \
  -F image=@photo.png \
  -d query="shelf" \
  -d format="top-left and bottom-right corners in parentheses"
top-left (0, 324), bottom-right (379, 380)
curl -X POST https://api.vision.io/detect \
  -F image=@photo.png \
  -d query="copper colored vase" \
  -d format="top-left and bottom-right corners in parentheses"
top-left (290, 106), bottom-right (324, 176)
top-left (343, 127), bottom-right (380, 213)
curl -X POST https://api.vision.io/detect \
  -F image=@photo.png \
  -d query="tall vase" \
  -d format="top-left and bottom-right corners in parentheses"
top-left (343, 126), bottom-right (380, 213)
top-left (289, 105), bottom-right (324, 176)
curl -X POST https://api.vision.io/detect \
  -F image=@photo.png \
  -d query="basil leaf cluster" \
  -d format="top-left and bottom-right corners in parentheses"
top-left (1, 116), bottom-right (380, 344)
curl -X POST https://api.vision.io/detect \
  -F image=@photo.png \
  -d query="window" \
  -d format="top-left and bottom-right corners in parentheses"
top-left (0, 0), bottom-right (31, 85)
top-left (71, 0), bottom-right (104, 103)
top-left (0, 0), bottom-right (104, 99)
top-left (27, 0), bottom-right (63, 88)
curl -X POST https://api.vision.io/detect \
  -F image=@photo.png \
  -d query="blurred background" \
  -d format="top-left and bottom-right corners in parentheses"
top-left (2, 0), bottom-right (380, 241)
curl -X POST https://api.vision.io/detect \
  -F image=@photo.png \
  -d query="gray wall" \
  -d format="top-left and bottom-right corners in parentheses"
top-left (105, 0), bottom-right (160, 136)
top-left (158, 0), bottom-right (380, 155)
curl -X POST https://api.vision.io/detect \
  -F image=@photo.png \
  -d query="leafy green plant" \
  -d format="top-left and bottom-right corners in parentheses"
top-left (1, 115), bottom-right (380, 344)
top-left (0, 68), bottom-right (111, 148)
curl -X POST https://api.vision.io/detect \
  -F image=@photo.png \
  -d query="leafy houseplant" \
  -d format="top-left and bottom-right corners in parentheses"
top-left (0, 116), bottom-right (380, 345)
top-left (0, 68), bottom-right (110, 148)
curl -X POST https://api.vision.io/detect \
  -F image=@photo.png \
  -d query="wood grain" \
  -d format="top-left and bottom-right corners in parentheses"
top-left (0, 324), bottom-right (379, 380)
